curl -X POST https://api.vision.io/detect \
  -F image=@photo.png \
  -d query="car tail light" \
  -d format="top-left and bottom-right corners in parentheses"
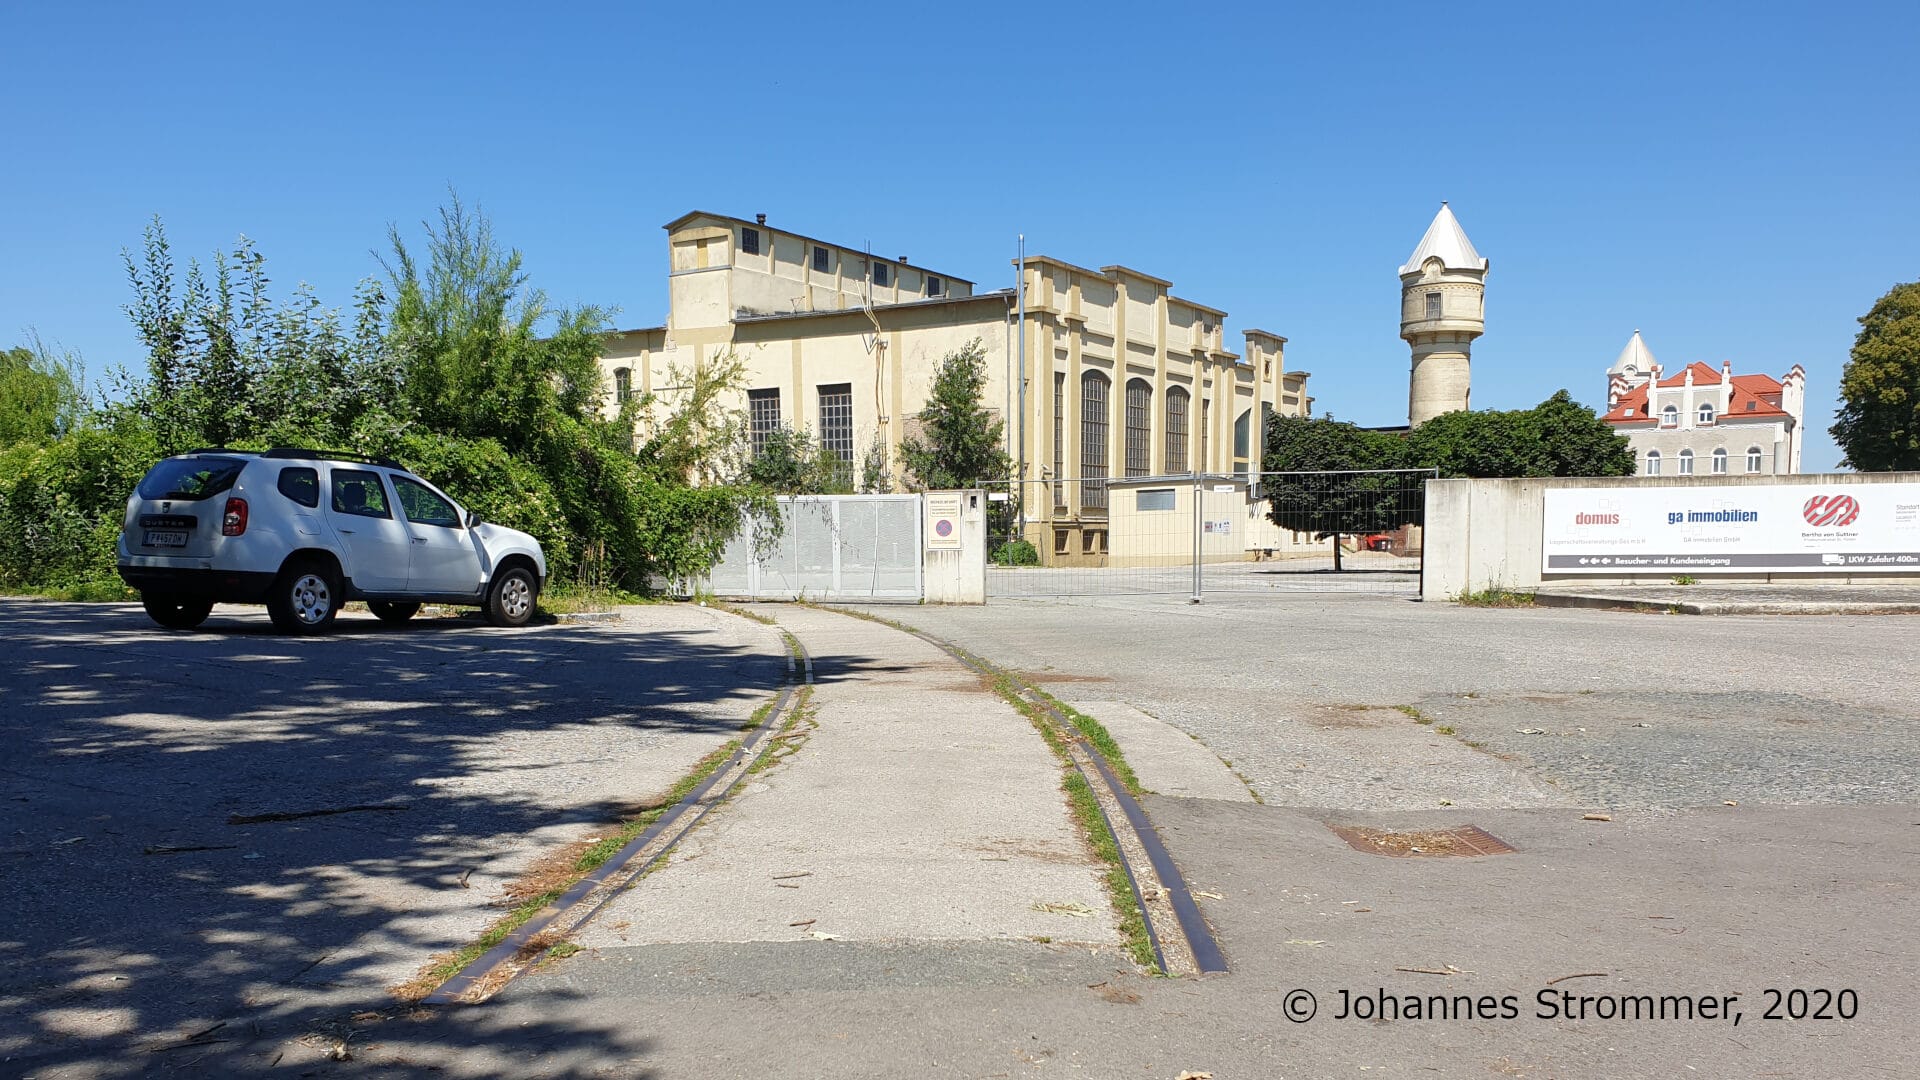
top-left (222, 497), bottom-right (249, 536)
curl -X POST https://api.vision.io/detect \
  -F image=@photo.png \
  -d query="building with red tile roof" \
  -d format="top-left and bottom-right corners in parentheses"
top-left (1601, 331), bottom-right (1805, 475)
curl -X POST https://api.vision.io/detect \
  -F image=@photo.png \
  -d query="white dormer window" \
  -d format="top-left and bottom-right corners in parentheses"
top-left (1698, 403), bottom-right (1715, 426)
top-left (1660, 404), bottom-right (1679, 429)
top-left (1645, 450), bottom-right (1662, 476)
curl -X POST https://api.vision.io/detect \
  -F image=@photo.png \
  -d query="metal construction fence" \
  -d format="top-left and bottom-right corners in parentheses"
top-left (980, 470), bottom-right (1435, 599)
top-left (699, 494), bottom-right (923, 602)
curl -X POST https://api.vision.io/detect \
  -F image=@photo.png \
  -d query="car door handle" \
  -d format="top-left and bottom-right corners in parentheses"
top-left (337, 528), bottom-right (355, 535)
top-left (411, 537), bottom-right (428, 545)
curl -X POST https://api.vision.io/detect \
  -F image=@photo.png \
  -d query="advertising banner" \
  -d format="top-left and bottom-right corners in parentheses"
top-left (1541, 485), bottom-right (1920, 574)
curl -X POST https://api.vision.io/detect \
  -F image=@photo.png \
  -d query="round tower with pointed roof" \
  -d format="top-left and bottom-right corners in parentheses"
top-left (1400, 202), bottom-right (1488, 426)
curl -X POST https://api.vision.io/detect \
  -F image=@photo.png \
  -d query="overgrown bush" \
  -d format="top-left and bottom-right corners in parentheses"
top-left (991, 539), bottom-right (1040, 566)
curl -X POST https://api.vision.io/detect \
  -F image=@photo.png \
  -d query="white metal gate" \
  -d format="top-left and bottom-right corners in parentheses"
top-left (702, 494), bottom-right (924, 602)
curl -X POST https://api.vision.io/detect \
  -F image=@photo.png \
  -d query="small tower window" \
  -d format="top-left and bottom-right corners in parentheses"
top-left (1425, 292), bottom-right (1442, 320)
top-left (1711, 447), bottom-right (1728, 473)
top-left (1645, 450), bottom-right (1662, 476)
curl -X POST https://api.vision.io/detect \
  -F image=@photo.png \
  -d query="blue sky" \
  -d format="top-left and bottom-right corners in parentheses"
top-left (3, 3), bottom-right (1915, 470)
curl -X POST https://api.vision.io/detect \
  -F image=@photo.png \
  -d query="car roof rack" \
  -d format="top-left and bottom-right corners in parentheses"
top-left (260, 447), bottom-right (408, 470)
top-left (184, 446), bottom-right (250, 456)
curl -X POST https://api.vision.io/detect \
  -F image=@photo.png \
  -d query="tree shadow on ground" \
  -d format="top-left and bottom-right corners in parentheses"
top-left (0, 600), bottom-right (901, 1076)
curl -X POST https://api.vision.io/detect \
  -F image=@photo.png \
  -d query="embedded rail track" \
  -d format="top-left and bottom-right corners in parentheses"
top-left (425, 627), bottom-right (814, 1004)
top-left (427, 604), bottom-right (1222, 1005)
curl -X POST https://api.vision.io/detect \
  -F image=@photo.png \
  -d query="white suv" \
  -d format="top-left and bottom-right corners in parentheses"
top-left (117, 448), bottom-right (549, 634)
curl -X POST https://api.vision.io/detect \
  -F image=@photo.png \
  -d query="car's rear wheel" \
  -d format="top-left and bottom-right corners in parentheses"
top-left (266, 560), bottom-right (340, 634)
top-left (368, 601), bottom-right (421, 624)
top-left (484, 565), bottom-right (538, 627)
top-left (141, 593), bottom-right (214, 630)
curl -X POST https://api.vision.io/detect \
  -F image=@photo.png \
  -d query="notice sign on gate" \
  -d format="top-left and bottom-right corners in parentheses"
top-left (1542, 485), bottom-right (1920, 573)
top-left (925, 493), bottom-right (963, 550)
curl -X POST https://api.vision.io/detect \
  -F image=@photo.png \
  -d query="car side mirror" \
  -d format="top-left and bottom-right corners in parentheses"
top-left (467, 510), bottom-right (484, 529)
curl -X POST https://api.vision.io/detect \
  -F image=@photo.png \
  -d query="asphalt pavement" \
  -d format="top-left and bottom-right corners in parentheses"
top-left (0, 599), bottom-right (782, 1077)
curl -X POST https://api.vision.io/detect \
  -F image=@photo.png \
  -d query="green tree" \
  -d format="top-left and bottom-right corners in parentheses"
top-left (1260, 413), bottom-right (1416, 569)
top-left (1832, 280), bottom-right (1920, 471)
top-left (118, 218), bottom-right (392, 453)
top-left (0, 337), bottom-right (84, 445)
top-left (1405, 390), bottom-right (1631, 478)
top-left (899, 339), bottom-right (1010, 490)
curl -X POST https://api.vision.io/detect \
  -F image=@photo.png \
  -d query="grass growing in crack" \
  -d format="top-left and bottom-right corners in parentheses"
top-left (748, 687), bottom-right (817, 776)
top-left (994, 674), bottom-right (1157, 971)
top-left (546, 941), bottom-right (582, 959)
top-left (572, 739), bottom-right (743, 873)
top-left (1394, 704), bottom-right (1431, 724)
top-left (1456, 587), bottom-right (1537, 608)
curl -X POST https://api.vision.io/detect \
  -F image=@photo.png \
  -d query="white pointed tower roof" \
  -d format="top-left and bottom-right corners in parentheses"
top-left (1610, 329), bottom-right (1656, 374)
top-left (1399, 202), bottom-right (1488, 275)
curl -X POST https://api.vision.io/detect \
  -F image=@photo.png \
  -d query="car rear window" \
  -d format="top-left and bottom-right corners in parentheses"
top-left (277, 466), bottom-right (319, 508)
top-left (136, 456), bottom-right (249, 501)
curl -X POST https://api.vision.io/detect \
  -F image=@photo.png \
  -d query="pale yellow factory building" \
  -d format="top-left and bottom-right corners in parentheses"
top-left (600, 211), bottom-right (1310, 556)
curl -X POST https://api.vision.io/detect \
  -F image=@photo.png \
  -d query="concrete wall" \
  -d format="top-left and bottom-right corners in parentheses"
top-left (1423, 473), bottom-right (1920, 601)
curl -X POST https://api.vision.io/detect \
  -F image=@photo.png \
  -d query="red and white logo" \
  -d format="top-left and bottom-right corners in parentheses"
top-left (1802, 494), bottom-right (1860, 527)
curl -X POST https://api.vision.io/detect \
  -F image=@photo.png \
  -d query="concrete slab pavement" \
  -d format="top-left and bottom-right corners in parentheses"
top-left (1068, 700), bottom-right (1256, 802)
top-left (573, 604), bottom-right (1123, 950)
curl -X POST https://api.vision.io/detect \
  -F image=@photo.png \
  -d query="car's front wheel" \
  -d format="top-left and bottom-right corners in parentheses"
top-left (368, 601), bottom-right (421, 624)
top-left (141, 593), bottom-right (214, 630)
top-left (266, 560), bottom-right (341, 634)
top-left (484, 565), bottom-right (538, 627)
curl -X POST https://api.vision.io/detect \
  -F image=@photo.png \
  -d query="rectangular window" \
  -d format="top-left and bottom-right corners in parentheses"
top-left (613, 367), bottom-right (631, 403)
top-left (741, 227), bottom-right (760, 256)
top-left (748, 388), bottom-right (781, 457)
top-left (873, 262), bottom-right (891, 287)
top-left (1425, 292), bottom-right (1442, 320)
top-left (1747, 448), bottom-right (1763, 473)
top-left (330, 469), bottom-right (391, 519)
top-left (817, 383), bottom-right (854, 484)
top-left (1137, 488), bottom-right (1176, 512)
top-left (926, 275), bottom-right (944, 298)
top-left (812, 245), bottom-right (830, 273)
top-left (1052, 372), bottom-right (1066, 508)
top-left (1165, 388), bottom-right (1189, 474)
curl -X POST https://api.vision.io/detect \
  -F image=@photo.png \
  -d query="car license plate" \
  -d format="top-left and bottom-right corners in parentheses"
top-left (145, 529), bottom-right (188, 547)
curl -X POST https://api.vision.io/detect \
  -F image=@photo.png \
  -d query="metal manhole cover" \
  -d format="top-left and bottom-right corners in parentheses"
top-left (1328, 824), bottom-right (1516, 858)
